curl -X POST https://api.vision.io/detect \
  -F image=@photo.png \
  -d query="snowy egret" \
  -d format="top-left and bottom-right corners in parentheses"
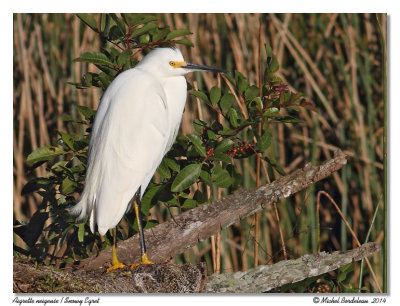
top-left (70, 47), bottom-right (225, 272)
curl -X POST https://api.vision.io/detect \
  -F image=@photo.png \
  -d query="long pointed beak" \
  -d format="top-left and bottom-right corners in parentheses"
top-left (181, 62), bottom-right (227, 73)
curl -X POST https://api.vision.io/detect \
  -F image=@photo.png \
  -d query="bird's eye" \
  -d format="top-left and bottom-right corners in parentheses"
top-left (169, 61), bottom-right (175, 67)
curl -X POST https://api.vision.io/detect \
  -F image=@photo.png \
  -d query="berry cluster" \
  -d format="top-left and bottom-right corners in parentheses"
top-left (201, 127), bottom-right (215, 158)
top-left (200, 126), bottom-right (255, 159)
top-left (226, 140), bottom-right (253, 156)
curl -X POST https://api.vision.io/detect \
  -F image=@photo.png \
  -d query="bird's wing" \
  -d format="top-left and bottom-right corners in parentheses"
top-left (86, 70), bottom-right (170, 235)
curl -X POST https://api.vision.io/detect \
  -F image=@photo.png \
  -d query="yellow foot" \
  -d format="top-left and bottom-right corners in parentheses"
top-left (106, 261), bottom-right (125, 273)
top-left (130, 253), bottom-right (155, 270)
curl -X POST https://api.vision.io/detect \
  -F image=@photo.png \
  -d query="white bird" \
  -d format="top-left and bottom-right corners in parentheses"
top-left (70, 47), bottom-right (225, 272)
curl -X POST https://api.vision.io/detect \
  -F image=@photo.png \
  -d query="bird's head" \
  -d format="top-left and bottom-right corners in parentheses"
top-left (136, 47), bottom-right (226, 77)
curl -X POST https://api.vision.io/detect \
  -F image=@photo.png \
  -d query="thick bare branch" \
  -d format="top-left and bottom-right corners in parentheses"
top-left (74, 150), bottom-right (348, 271)
top-left (206, 242), bottom-right (381, 293)
top-left (13, 242), bottom-right (379, 293)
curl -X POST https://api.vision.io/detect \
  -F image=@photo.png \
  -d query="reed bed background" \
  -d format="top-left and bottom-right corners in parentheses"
top-left (13, 13), bottom-right (386, 292)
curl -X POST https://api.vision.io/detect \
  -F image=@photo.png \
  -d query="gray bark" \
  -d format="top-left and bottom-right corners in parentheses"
top-left (205, 242), bottom-right (381, 293)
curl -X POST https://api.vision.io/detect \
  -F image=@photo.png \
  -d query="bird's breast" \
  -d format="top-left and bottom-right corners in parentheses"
top-left (163, 76), bottom-right (187, 124)
top-left (162, 76), bottom-right (187, 150)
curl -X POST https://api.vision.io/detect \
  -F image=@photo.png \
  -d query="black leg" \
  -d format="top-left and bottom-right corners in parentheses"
top-left (133, 187), bottom-right (147, 257)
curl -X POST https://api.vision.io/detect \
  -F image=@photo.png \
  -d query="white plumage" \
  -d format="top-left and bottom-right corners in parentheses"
top-left (70, 47), bottom-right (224, 238)
top-left (71, 48), bottom-right (187, 235)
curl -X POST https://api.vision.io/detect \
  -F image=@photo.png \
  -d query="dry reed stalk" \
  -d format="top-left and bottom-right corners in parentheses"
top-left (291, 133), bottom-right (383, 170)
top-left (316, 191), bottom-right (382, 293)
top-left (17, 16), bottom-right (38, 162)
top-left (347, 23), bottom-right (373, 215)
top-left (225, 238), bottom-right (267, 266)
top-left (270, 13), bottom-right (338, 124)
top-left (227, 227), bottom-right (239, 272)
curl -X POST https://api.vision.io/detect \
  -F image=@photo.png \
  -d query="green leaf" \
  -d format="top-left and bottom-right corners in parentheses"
top-left (166, 197), bottom-right (180, 207)
top-left (249, 97), bottom-right (263, 111)
top-left (166, 29), bottom-right (192, 40)
top-left (62, 177), bottom-right (77, 194)
top-left (78, 223), bottom-right (85, 243)
top-left (269, 115), bottom-right (302, 123)
top-left (264, 156), bottom-right (286, 176)
top-left (58, 131), bottom-right (75, 150)
top-left (218, 127), bottom-right (236, 136)
top-left (212, 165), bottom-right (234, 188)
top-left (200, 170), bottom-right (212, 185)
top-left (223, 73), bottom-right (235, 85)
top-left (150, 27), bottom-right (170, 41)
top-left (207, 129), bottom-right (217, 141)
top-left (227, 108), bottom-right (240, 128)
top-left (262, 107), bottom-right (280, 117)
top-left (144, 219), bottom-right (158, 229)
top-left (131, 23), bottom-right (157, 38)
top-left (244, 85), bottom-right (260, 101)
top-left (193, 190), bottom-right (208, 204)
top-left (21, 178), bottom-right (53, 195)
top-left (265, 44), bottom-right (273, 57)
top-left (99, 13), bottom-right (111, 35)
top-left (174, 38), bottom-right (194, 47)
top-left (117, 49), bottom-right (133, 67)
top-left (337, 271), bottom-right (347, 283)
top-left (187, 134), bottom-right (206, 157)
top-left (109, 13), bottom-right (126, 33)
top-left (190, 90), bottom-right (210, 105)
top-left (76, 13), bottom-right (98, 32)
top-left (73, 52), bottom-right (113, 67)
top-left (238, 77), bottom-right (249, 94)
top-left (77, 105), bottom-right (96, 120)
top-left (210, 153), bottom-right (231, 163)
top-left (215, 138), bottom-right (234, 153)
top-left (73, 136), bottom-right (90, 151)
top-left (157, 159), bottom-right (171, 179)
top-left (27, 146), bottom-right (66, 163)
top-left (262, 120), bottom-right (270, 132)
top-left (121, 14), bottom-right (157, 27)
top-left (211, 120), bottom-right (223, 131)
top-left (256, 132), bottom-right (272, 152)
top-left (193, 118), bottom-right (207, 134)
top-left (210, 87), bottom-right (221, 106)
top-left (141, 184), bottom-right (163, 216)
top-left (97, 72), bottom-right (113, 90)
top-left (61, 114), bottom-right (75, 122)
top-left (131, 15), bottom-right (157, 27)
top-left (182, 198), bottom-right (197, 209)
top-left (171, 163), bottom-right (202, 192)
top-left (109, 25), bottom-right (125, 41)
top-left (220, 93), bottom-right (235, 114)
top-left (164, 157), bottom-right (180, 172)
top-left (268, 54), bottom-right (279, 73)
top-left (139, 33), bottom-right (150, 44)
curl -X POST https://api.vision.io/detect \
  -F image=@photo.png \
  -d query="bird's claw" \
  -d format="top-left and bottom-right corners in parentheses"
top-left (130, 253), bottom-right (154, 269)
top-left (106, 261), bottom-right (126, 273)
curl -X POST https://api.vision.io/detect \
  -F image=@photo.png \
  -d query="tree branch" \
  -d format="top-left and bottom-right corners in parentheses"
top-left (72, 150), bottom-right (348, 271)
top-left (206, 242), bottom-right (381, 293)
top-left (13, 242), bottom-right (380, 293)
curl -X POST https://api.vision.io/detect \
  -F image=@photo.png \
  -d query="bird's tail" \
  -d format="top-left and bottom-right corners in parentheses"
top-left (68, 191), bottom-right (90, 221)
